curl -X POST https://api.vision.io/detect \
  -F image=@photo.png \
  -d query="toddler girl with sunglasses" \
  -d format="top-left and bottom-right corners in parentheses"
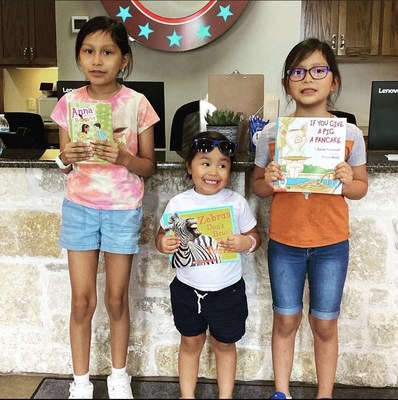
top-left (252, 38), bottom-right (368, 399)
top-left (156, 131), bottom-right (261, 399)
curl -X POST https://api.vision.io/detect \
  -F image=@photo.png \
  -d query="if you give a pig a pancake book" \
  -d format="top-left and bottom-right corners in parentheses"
top-left (274, 116), bottom-right (346, 194)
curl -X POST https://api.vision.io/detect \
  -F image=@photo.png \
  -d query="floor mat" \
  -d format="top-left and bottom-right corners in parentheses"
top-left (30, 377), bottom-right (398, 399)
top-left (30, 377), bottom-right (273, 399)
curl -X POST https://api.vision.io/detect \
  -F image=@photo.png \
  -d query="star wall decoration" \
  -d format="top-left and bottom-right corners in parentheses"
top-left (100, 1), bottom-right (249, 52)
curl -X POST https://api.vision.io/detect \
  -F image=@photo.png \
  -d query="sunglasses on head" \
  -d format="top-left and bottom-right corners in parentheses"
top-left (191, 138), bottom-right (238, 157)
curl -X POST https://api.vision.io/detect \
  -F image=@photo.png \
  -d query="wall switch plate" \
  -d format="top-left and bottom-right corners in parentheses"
top-left (28, 98), bottom-right (36, 110)
top-left (71, 16), bottom-right (89, 33)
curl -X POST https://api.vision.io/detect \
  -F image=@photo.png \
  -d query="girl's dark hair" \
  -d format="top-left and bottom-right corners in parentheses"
top-left (282, 38), bottom-right (341, 106)
top-left (75, 16), bottom-right (133, 78)
top-left (186, 130), bottom-right (236, 167)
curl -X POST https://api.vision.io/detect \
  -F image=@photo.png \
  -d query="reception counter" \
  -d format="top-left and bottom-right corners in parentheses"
top-left (0, 149), bottom-right (397, 388)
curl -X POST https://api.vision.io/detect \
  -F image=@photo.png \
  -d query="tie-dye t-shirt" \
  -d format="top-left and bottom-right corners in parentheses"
top-left (51, 85), bottom-right (159, 210)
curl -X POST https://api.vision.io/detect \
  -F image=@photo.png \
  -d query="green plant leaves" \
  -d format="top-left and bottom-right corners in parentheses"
top-left (205, 110), bottom-right (241, 125)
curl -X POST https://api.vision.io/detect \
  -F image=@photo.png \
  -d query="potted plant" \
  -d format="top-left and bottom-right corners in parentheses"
top-left (204, 109), bottom-right (242, 143)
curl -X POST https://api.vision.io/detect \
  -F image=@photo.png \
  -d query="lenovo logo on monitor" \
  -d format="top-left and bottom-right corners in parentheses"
top-left (367, 81), bottom-right (398, 152)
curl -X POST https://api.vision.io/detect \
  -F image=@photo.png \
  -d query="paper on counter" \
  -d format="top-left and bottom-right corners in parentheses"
top-left (385, 154), bottom-right (398, 161)
top-left (39, 149), bottom-right (59, 161)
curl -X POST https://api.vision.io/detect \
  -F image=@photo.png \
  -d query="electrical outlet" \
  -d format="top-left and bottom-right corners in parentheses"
top-left (27, 98), bottom-right (36, 110)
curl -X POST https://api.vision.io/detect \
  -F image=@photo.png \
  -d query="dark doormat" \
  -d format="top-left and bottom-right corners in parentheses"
top-left (30, 376), bottom-right (398, 399)
top-left (30, 377), bottom-right (274, 399)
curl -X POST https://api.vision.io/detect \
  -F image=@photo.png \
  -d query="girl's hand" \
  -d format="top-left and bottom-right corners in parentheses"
top-left (264, 161), bottom-right (284, 189)
top-left (158, 235), bottom-right (181, 254)
top-left (219, 234), bottom-right (252, 253)
top-left (62, 140), bottom-right (93, 163)
top-left (90, 140), bottom-right (121, 164)
top-left (334, 161), bottom-right (354, 187)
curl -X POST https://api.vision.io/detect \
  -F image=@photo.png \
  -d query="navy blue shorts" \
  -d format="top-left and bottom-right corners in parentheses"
top-left (170, 277), bottom-right (248, 343)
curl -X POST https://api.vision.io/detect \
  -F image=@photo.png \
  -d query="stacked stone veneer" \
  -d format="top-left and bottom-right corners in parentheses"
top-left (0, 167), bottom-right (397, 387)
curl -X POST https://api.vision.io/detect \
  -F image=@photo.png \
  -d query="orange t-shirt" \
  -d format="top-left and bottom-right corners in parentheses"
top-left (255, 122), bottom-right (367, 248)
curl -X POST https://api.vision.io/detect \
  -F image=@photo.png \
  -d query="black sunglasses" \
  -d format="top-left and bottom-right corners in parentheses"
top-left (191, 138), bottom-right (238, 157)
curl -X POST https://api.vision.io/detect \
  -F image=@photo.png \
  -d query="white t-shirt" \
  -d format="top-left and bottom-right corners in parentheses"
top-left (160, 188), bottom-right (257, 291)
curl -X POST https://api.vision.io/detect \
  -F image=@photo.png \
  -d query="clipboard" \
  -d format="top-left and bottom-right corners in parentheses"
top-left (208, 73), bottom-right (265, 120)
top-left (208, 72), bottom-right (265, 153)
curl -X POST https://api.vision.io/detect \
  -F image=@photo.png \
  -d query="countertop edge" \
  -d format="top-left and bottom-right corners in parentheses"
top-left (0, 152), bottom-right (396, 173)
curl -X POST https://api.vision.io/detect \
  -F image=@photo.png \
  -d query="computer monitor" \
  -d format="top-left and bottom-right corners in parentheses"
top-left (56, 80), bottom-right (166, 149)
top-left (367, 81), bottom-right (398, 152)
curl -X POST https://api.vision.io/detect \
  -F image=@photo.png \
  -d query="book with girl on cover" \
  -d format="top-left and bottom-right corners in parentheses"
top-left (68, 102), bottom-right (113, 163)
top-left (273, 116), bottom-right (346, 194)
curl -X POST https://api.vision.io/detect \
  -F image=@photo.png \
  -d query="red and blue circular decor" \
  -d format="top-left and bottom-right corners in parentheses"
top-left (100, 1), bottom-right (249, 52)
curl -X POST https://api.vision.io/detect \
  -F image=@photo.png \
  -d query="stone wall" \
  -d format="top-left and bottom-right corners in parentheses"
top-left (0, 167), bottom-right (397, 387)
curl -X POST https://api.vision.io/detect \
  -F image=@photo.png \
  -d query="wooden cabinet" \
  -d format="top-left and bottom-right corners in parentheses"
top-left (0, 0), bottom-right (56, 66)
top-left (301, 0), bottom-right (398, 61)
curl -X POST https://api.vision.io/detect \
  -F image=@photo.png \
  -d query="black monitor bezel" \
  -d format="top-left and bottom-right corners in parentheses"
top-left (367, 81), bottom-right (398, 153)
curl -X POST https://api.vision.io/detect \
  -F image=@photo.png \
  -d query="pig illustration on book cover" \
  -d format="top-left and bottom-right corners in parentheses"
top-left (274, 117), bottom-right (346, 194)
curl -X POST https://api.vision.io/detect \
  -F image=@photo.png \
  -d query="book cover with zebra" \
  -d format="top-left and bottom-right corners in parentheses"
top-left (68, 102), bottom-right (113, 163)
top-left (163, 206), bottom-right (239, 268)
top-left (274, 116), bottom-right (346, 194)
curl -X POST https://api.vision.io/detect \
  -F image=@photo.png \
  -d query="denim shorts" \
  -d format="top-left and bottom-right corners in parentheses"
top-left (59, 198), bottom-right (142, 254)
top-left (170, 277), bottom-right (248, 343)
top-left (267, 239), bottom-right (349, 320)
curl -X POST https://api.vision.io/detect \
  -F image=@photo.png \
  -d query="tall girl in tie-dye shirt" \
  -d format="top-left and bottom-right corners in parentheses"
top-left (51, 16), bottom-right (159, 400)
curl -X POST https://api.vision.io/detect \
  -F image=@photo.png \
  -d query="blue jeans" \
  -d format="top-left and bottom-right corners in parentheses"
top-left (268, 239), bottom-right (349, 320)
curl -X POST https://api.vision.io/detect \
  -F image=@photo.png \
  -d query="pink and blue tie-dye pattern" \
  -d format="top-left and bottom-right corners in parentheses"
top-left (51, 85), bottom-right (159, 210)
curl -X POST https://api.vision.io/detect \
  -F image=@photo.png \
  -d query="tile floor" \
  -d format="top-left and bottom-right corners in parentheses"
top-left (0, 374), bottom-right (46, 399)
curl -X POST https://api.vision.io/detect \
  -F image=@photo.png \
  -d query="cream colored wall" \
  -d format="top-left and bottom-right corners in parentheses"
top-left (6, 1), bottom-right (398, 140)
top-left (53, 0), bottom-right (398, 138)
top-left (55, 1), bottom-right (302, 150)
top-left (3, 68), bottom-right (58, 113)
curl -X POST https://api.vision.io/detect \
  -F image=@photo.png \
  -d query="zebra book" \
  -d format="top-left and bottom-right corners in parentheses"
top-left (163, 206), bottom-right (239, 268)
top-left (68, 102), bottom-right (113, 163)
top-left (274, 116), bottom-right (346, 194)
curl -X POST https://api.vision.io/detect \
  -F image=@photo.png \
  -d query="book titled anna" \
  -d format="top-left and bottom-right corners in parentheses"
top-left (68, 102), bottom-right (113, 163)
top-left (162, 206), bottom-right (239, 268)
top-left (274, 116), bottom-right (346, 194)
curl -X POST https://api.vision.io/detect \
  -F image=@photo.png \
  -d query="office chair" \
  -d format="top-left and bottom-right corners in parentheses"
top-left (3, 112), bottom-right (47, 149)
top-left (328, 110), bottom-right (357, 125)
top-left (170, 100), bottom-right (217, 158)
top-left (170, 100), bottom-right (200, 157)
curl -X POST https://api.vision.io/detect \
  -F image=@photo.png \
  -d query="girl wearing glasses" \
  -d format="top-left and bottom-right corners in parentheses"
top-left (252, 38), bottom-right (368, 399)
top-left (156, 131), bottom-right (260, 399)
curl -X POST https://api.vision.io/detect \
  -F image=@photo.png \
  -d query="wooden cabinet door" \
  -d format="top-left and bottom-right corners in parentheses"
top-left (0, 0), bottom-right (56, 66)
top-left (337, 0), bottom-right (381, 57)
top-left (0, 5), bottom-right (3, 65)
top-left (301, 0), bottom-right (339, 52)
top-left (0, 0), bottom-right (30, 65)
top-left (28, 0), bottom-right (57, 66)
top-left (381, 0), bottom-right (398, 56)
top-left (301, 0), bottom-right (398, 60)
